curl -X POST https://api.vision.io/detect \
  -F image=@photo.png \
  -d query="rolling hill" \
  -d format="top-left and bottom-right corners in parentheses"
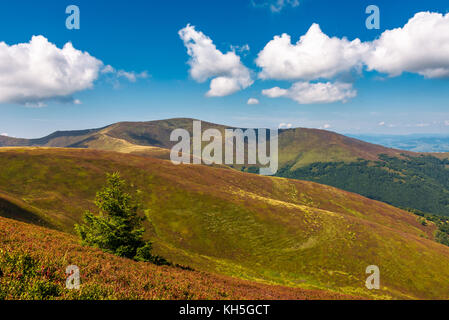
top-left (1, 147), bottom-right (449, 299)
top-left (1, 216), bottom-right (354, 300)
top-left (2, 118), bottom-right (449, 217)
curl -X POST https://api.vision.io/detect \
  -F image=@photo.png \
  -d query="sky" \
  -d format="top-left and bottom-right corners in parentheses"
top-left (1, 0), bottom-right (449, 138)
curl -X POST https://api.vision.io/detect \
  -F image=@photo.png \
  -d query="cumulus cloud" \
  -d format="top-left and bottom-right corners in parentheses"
top-left (256, 24), bottom-right (369, 81)
top-left (0, 35), bottom-right (102, 105)
top-left (262, 81), bottom-right (356, 104)
top-left (365, 12), bottom-right (449, 78)
top-left (257, 13), bottom-right (449, 81)
top-left (0, 36), bottom-right (147, 106)
top-left (255, 11), bottom-right (449, 106)
top-left (320, 124), bottom-right (331, 129)
top-left (378, 121), bottom-right (385, 126)
top-left (247, 98), bottom-right (260, 105)
top-left (252, 0), bottom-right (299, 13)
top-left (1, 133), bottom-right (8, 136)
top-left (179, 24), bottom-right (253, 97)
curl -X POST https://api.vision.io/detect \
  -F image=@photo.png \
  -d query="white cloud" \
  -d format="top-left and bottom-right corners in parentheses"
top-left (256, 24), bottom-right (368, 81)
top-left (257, 12), bottom-right (449, 85)
top-left (378, 121), bottom-right (385, 126)
top-left (279, 122), bottom-right (292, 129)
top-left (253, 0), bottom-right (300, 13)
top-left (320, 124), bottom-right (331, 129)
top-left (179, 24), bottom-right (253, 97)
top-left (445, 120), bottom-right (449, 126)
top-left (101, 65), bottom-right (115, 74)
top-left (1, 133), bottom-right (8, 136)
top-left (117, 70), bottom-right (148, 82)
top-left (247, 98), bottom-right (260, 105)
top-left (261, 87), bottom-right (289, 98)
top-left (262, 81), bottom-right (356, 104)
top-left (0, 36), bottom-right (146, 106)
top-left (365, 12), bottom-right (449, 78)
top-left (0, 36), bottom-right (103, 105)
top-left (102, 66), bottom-right (148, 83)
top-left (231, 44), bottom-right (250, 54)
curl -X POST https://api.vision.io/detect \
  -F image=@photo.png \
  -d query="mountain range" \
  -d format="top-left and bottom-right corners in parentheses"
top-left (2, 118), bottom-right (449, 216)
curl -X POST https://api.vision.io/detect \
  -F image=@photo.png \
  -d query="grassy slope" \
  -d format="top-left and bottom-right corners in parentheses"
top-left (0, 216), bottom-right (354, 300)
top-left (0, 148), bottom-right (449, 299)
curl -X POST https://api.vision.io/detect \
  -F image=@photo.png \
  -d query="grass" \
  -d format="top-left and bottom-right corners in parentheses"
top-left (0, 216), bottom-right (355, 300)
top-left (1, 148), bottom-right (449, 299)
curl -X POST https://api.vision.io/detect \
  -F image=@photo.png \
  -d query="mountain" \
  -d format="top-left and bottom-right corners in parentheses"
top-left (0, 118), bottom-right (408, 165)
top-left (2, 118), bottom-right (449, 216)
top-left (1, 147), bottom-right (449, 299)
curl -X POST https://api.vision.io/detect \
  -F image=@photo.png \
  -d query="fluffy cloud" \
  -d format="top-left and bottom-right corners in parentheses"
top-left (365, 12), bottom-right (449, 78)
top-left (247, 98), bottom-right (260, 105)
top-left (256, 11), bottom-right (449, 104)
top-left (0, 36), bottom-right (103, 105)
top-left (256, 24), bottom-right (369, 81)
top-left (179, 24), bottom-right (253, 97)
top-left (0, 36), bottom-right (146, 105)
top-left (262, 87), bottom-right (288, 98)
top-left (445, 120), bottom-right (449, 126)
top-left (1, 133), bottom-right (8, 136)
top-left (254, 12), bottom-right (449, 105)
top-left (262, 81), bottom-right (356, 104)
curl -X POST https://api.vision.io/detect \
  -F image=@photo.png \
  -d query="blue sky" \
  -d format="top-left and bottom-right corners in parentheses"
top-left (1, 0), bottom-right (449, 138)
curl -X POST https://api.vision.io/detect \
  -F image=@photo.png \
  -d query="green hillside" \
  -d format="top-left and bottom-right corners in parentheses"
top-left (2, 216), bottom-right (353, 300)
top-left (2, 118), bottom-right (449, 217)
top-left (1, 148), bottom-right (449, 299)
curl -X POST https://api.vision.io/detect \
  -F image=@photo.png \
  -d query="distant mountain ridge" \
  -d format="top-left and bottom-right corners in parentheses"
top-left (2, 118), bottom-right (449, 216)
top-left (349, 134), bottom-right (449, 153)
top-left (0, 118), bottom-right (411, 165)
